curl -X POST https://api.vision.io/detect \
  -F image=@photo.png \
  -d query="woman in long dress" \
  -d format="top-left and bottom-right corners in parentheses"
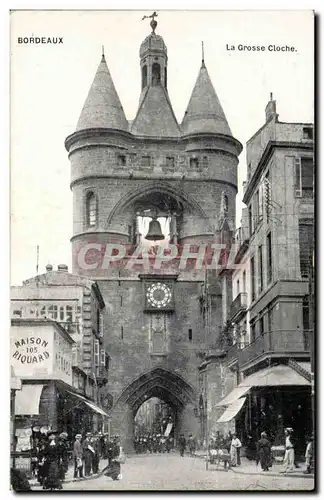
top-left (281, 428), bottom-right (295, 473)
top-left (43, 432), bottom-right (63, 490)
top-left (230, 434), bottom-right (242, 467)
top-left (257, 432), bottom-right (272, 471)
top-left (102, 436), bottom-right (123, 481)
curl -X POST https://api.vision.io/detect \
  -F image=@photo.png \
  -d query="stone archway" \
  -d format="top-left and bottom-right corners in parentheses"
top-left (110, 367), bottom-right (199, 452)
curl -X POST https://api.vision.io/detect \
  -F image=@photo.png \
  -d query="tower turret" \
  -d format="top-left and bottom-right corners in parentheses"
top-left (76, 53), bottom-right (128, 132)
top-left (181, 60), bottom-right (232, 137)
top-left (131, 18), bottom-right (181, 138)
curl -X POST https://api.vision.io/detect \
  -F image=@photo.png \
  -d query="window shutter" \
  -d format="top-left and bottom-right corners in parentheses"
top-left (99, 313), bottom-right (104, 337)
top-left (100, 349), bottom-right (105, 366)
top-left (94, 339), bottom-right (100, 366)
top-left (294, 158), bottom-right (302, 197)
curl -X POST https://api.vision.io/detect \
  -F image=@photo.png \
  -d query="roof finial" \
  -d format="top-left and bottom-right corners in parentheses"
top-left (270, 92), bottom-right (273, 101)
top-left (202, 41), bottom-right (205, 63)
top-left (142, 11), bottom-right (158, 34)
top-left (101, 45), bottom-right (105, 61)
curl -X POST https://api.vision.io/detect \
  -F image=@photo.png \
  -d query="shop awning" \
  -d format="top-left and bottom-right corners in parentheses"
top-left (216, 364), bottom-right (310, 407)
top-left (67, 391), bottom-right (109, 417)
top-left (15, 384), bottom-right (44, 415)
top-left (215, 385), bottom-right (251, 407)
top-left (217, 397), bottom-right (247, 423)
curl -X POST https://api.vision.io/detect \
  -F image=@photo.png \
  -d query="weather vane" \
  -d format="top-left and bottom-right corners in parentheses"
top-left (142, 11), bottom-right (158, 34)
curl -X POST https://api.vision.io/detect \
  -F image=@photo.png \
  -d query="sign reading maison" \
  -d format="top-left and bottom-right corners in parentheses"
top-left (12, 336), bottom-right (50, 364)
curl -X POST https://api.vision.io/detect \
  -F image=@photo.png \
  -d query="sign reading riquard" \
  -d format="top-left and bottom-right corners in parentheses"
top-left (12, 336), bottom-right (50, 364)
top-left (11, 324), bottom-right (54, 377)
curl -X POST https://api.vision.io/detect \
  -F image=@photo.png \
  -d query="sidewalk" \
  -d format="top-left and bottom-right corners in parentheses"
top-left (192, 450), bottom-right (314, 479)
top-left (29, 458), bottom-right (108, 487)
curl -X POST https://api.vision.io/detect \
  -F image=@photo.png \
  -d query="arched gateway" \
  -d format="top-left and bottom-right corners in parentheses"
top-left (65, 20), bottom-right (242, 453)
top-left (112, 368), bottom-right (198, 451)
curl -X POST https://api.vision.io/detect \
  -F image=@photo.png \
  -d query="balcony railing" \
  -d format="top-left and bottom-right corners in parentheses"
top-left (238, 329), bottom-right (311, 368)
top-left (230, 293), bottom-right (248, 321)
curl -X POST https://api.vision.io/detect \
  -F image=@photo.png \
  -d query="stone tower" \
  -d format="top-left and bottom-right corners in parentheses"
top-left (65, 21), bottom-right (242, 450)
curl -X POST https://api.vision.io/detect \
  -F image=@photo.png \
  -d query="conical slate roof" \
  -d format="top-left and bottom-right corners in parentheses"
top-left (76, 55), bottom-right (128, 132)
top-left (131, 86), bottom-right (181, 138)
top-left (181, 62), bottom-right (232, 136)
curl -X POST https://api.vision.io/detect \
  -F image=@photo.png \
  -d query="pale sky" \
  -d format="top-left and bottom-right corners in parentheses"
top-left (10, 9), bottom-right (314, 285)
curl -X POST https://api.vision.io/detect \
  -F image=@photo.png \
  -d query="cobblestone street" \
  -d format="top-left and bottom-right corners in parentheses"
top-left (54, 453), bottom-right (314, 492)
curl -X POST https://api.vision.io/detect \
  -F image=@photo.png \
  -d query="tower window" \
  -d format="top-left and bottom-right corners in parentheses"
top-left (117, 154), bottom-right (126, 167)
top-left (190, 157), bottom-right (199, 169)
top-left (188, 329), bottom-right (193, 341)
top-left (141, 155), bottom-right (151, 167)
top-left (166, 156), bottom-right (175, 168)
top-left (202, 156), bottom-right (208, 168)
top-left (86, 191), bottom-right (97, 227)
top-left (165, 67), bottom-right (167, 88)
top-left (142, 65), bottom-right (147, 90)
top-left (121, 326), bottom-right (124, 339)
top-left (303, 127), bottom-right (313, 140)
top-left (152, 63), bottom-right (161, 86)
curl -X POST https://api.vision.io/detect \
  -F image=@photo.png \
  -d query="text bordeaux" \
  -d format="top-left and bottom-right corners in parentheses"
top-left (12, 337), bottom-right (50, 364)
top-left (18, 37), bottom-right (63, 44)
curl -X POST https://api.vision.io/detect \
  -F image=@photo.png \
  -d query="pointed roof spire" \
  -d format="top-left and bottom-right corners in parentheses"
top-left (131, 86), bottom-right (181, 138)
top-left (76, 54), bottom-right (128, 132)
top-left (201, 41), bottom-right (205, 65)
top-left (181, 61), bottom-right (232, 136)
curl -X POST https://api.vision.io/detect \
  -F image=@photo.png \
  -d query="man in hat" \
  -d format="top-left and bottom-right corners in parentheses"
top-left (73, 434), bottom-right (83, 479)
top-left (83, 433), bottom-right (94, 476)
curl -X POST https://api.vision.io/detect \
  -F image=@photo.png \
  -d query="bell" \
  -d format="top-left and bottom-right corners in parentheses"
top-left (145, 218), bottom-right (165, 241)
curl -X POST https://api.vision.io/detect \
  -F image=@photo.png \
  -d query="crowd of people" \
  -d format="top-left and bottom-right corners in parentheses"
top-left (206, 428), bottom-right (314, 474)
top-left (134, 434), bottom-right (174, 454)
top-left (26, 430), bottom-right (125, 490)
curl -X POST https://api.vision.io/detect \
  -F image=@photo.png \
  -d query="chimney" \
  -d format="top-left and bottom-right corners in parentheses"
top-left (45, 264), bottom-right (53, 272)
top-left (57, 264), bottom-right (68, 272)
top-left (265, 92), bottom-right (278, 123)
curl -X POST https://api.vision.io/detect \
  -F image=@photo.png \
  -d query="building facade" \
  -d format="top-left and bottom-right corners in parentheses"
top-left (11, 264), bottom-right (112, 437)
top-left (64, 20), bottom-right (242, 450)
top-left (214, 96), bottom-right (314, 456)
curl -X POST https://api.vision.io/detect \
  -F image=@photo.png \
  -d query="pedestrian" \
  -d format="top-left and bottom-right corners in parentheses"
top-left (246, 434), bottom-right (256, 461)
top-left (43, 431), bottom-right (63, 490)
top-left (57, 432), bottom-right (69, 481)
top-left (208, 438), bottom-right (217, 465)
top-left (230, 434), bottom-right (242, 467)
top-left (166, 436), bottom-right (173, 453)
top-left (37, 436), bottom-right (48, 487)
top-left (91, 436), bottom-right (100, 474)
top-left (281, 428), bottom-right (295, 473)
top-left (160, 435), bottom-right (166, 453)
top-left (304, 435), bottom-right (313, 474)
top-left (73, 434), bottom-right (83, 479)
top-left (179, 434), bottom-right (186, 457)
top-left (83, 432), bottom-right (94, 476)
top-left (102, 435), bottom-right (124, 480)
top-left (256, 432), bottom-right (272, 471)
top-left (188, 434), bottom-right (196, 456)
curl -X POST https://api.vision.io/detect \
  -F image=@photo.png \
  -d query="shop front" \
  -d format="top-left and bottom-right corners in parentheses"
top-left (10, 319), bottom-right (109, 474)
top-left (216, 363), bottom-right (311, 458)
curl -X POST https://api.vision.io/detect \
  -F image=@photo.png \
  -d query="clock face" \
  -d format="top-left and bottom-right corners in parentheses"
top-left (146, 282), bottom-right (172, 309)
